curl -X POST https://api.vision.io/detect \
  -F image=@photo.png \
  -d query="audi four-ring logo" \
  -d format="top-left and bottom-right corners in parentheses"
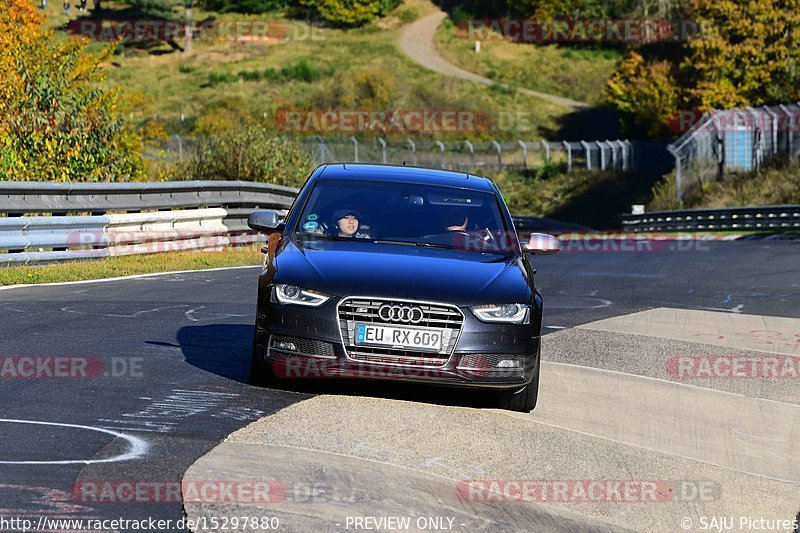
top-left (378, 305), bottom-right (424, 324)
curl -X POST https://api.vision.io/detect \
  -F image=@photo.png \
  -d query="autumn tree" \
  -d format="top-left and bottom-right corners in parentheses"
top-left (606, 0), bottom-right (800, 137)
top-left (0, 0), bottom-right (146, 181)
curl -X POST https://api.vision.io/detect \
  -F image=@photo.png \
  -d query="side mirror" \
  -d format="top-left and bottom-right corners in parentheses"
top-left (247, 210), bottom-right (282, 232)
top-left (522, 233), bottom-right (561, 255)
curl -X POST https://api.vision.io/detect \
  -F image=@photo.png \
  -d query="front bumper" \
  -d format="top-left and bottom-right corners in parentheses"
top-left (255, 296), bottom-right (541, 390)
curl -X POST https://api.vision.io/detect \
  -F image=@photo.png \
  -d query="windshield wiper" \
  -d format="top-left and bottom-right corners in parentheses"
top-left (373, 239), bottom-right (454, 250)
top-left (413, 242), bottom-right (456, 250)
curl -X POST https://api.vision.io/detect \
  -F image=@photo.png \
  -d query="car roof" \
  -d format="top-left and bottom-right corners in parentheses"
top-left (315, 163), bottom-right (495, 192)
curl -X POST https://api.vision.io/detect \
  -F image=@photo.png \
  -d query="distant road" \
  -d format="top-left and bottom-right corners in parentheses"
top-left (398, 11), bottom-right (590, 109)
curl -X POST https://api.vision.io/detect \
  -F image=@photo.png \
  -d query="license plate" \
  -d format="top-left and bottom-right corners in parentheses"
top-left (355, 323), bottom-right (443, 352)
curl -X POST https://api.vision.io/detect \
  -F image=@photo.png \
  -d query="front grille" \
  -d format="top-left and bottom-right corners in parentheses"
top-left (337, 297), bottom-right (464, 367)
top-left (269, 335), bottom-right (335, 358)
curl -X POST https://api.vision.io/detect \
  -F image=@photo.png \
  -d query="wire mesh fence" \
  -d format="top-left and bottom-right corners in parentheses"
top-left (147, 135), bottom-right (680, 188)
top-left (668, 104), bottom-right (800, 204)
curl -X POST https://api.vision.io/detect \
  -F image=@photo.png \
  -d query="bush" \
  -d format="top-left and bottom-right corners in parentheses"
top-left (176, 125), bottom-right (312, 186)
top-left (606, 52), bottom-right (679, 138)
top-left (202, 0), bottom-right (289, 13)
top-left (298, 0), bottom-right (401, 27)
top-left (234, 60), bottom-right (326, 84)
top-left (0, 0), bottom-right (145, 181)
top-left (649, 160), bottom-right (800, 211)
top-left (206, 72), bottom-right (239, 86)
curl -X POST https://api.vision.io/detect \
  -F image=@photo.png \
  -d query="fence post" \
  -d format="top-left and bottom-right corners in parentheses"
top-left (606, 140), bottom-right (617, 169)
top-left (580, 140), bottom-right (592, 170)
top-left (746, 107), bottom-right (761, 169)
top-left (464, 140), bottom-right (474, 167)
top-left (596, 141), bottom-right (606, 170)
top-left (541, 140), bottom-right (550, 163)
top-left (762, 106), bottom-right (778, 155)
top-left (406, 138), bottom-right (417, 166)
top-left (315, 135), bottom-right (326, 164)
top-left (435, 140), bottom-right (446, 169)
top-left (778, 105), bottom-right (794, 157)
top-left (668, 146), bottom-right (682, 206)
top-left (491, 141), bottom-right (502, 170)
top-left (562, 141), bottom-right (572, 171)
top-left (350, 136), bottom-right (359, 163)
top-left (615, 140), bottom-right (627, 172)
top-left (176, 135), bottom-right (183, 162)
top-left (518, 140), bottom-right (527, 169)
top-left (377, 137), bottom-right (387, 164)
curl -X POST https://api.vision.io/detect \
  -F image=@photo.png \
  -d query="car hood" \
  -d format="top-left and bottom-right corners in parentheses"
top-left (273, 239), bottom-right (530, 306)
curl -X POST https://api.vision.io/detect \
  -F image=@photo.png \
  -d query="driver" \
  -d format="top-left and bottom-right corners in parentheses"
top-left (332, 209), bottom-right (372, 238)
top-left (442, 209), bottom-right (470, 232)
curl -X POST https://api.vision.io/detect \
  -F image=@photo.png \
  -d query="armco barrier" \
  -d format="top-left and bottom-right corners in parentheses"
top-left (0, 208), bottom-right (264, 266)
top-left (622, 206), bottom-right (800, 232)
top-left (0, 181), bottom-right (296, 266)
top-left (0, 180), bottom-right (297, 234)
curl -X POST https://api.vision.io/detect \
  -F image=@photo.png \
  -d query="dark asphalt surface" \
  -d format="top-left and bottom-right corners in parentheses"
top-left (0, 241), bottom-right (797, 531)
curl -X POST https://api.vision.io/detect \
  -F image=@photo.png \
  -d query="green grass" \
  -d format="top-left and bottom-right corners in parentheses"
top-left (434, 19), bottom-right (620, 106)
top-left (490, 166), bottom-right (659, 229)
top-left (650, 160), bottom-right (800, 211)
top-left (0, 246), bottom-right (262, 286)
top-left (65, 2), bottom-right (568, 141)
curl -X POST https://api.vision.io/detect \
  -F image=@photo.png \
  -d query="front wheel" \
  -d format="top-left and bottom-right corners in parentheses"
top-left (497, 356), bottom-right (540, 412)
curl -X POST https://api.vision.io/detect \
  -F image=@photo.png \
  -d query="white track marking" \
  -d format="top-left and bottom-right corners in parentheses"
top-left (0, 419), bottom-right (147, 465)
top-left (99, 389), bottom-right (240, 433)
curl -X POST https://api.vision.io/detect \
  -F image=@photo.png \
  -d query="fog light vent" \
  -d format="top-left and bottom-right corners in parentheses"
top-left (269, 335), bottom-right (336, 358)
top-left (457, 354), bottom-right (525, 374)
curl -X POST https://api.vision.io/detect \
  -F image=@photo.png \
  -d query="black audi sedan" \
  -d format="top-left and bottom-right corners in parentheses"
top-left (247, 163), bottom-right (560, 412)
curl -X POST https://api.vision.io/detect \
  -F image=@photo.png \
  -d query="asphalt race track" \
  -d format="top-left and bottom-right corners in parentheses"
top-left (0, 240), bottom-right (798, 532)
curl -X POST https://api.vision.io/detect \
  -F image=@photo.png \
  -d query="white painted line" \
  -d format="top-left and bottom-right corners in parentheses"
top-left (545, 326), bottom-right (567, 330)
top-left (0, 265), bottom-right (261, 292)
top-left (0, 419), bottom-right (148, 465)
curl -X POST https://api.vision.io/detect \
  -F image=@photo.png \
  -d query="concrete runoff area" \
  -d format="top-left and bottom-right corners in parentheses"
top-left (579, 307), bottom-right (800, 357)
top-left (184, 443), bottom-right (626, 533)
top-left (184, 308), bottom-right (800, 532)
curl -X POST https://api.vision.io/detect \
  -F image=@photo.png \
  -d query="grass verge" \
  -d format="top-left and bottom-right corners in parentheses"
top-left (434, 18), bottom-right (620, 106)
top-left (0, 246), bottom-right (262, 286)
top-left (650, 160), bottom-right (800, 211)
top-left (67, 2), bottom-right (567, 141)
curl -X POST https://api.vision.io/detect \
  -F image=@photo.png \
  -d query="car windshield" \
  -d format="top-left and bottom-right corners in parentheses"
top-left (293, 179), bottom-right (513, 253)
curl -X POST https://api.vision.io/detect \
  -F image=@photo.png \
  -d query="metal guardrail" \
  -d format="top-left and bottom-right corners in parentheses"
top-left (0, 181), bottom-right (296, 265)
top-left (622, 206), bottom-right (800, 232)
top-left (0, 180), bottom-right (296, 231)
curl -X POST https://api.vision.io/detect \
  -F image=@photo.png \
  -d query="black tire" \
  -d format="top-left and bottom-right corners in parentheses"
top-left (249, 336), bottom-right (280, 388)
top-left (497, 356), bottom-right (540, 412)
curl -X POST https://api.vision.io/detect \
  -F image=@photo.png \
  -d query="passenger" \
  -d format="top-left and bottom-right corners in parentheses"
top-left (332, 209), bottom-right (371, 238)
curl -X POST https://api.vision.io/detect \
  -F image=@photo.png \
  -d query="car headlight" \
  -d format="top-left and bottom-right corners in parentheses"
top-left (470, 303), bottom-right (529, 324)
top-left (272, 284), bottom-right (331, 307)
